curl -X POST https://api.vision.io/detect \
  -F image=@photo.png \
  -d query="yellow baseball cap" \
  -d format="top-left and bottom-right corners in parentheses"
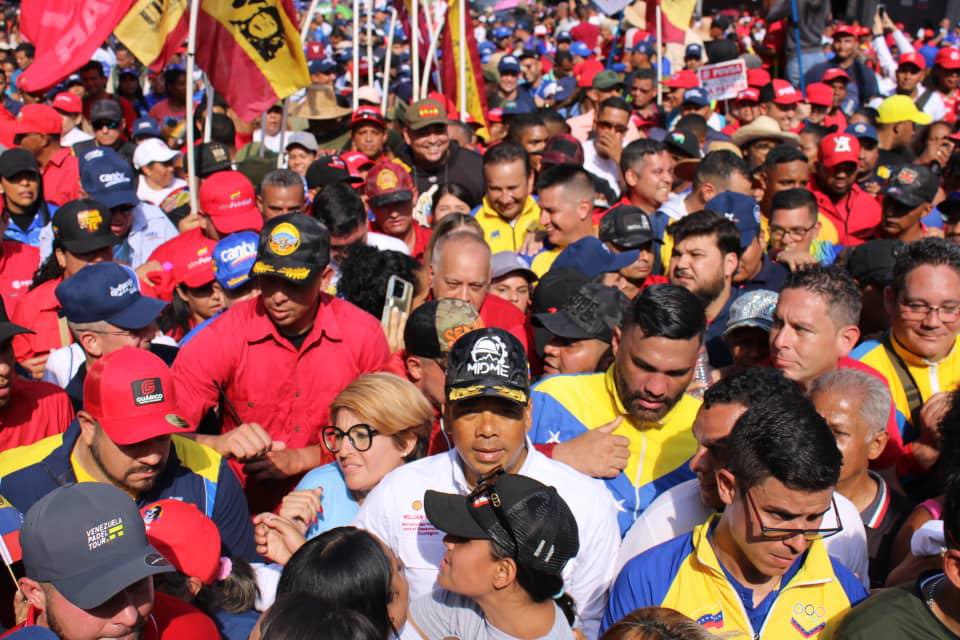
top-left (876, 94), bottom-right (933, 125)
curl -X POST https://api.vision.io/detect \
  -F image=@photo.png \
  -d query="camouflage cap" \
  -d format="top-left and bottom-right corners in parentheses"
top-left (404, 298), bottom-right (484, 359)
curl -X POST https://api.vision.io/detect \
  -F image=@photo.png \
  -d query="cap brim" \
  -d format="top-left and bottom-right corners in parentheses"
top-left (723, 318), bottom-right (772, 337)
top-left (535, 310), bottom-right (593, 341)
top-left (406, 119), bottom-right (447, 131)
top-left (60, 234), bottom-right (120, 255)
top-left (0, 322), bottom-right (33, 343)
top-left (446, 381), bottom-right (528, 405)
top-left (252, 258), bottom-right (319, 283)
top-left (424, 490), bottom-right (490, 540)
top-left (209, 207), bottom-right (264, 235)
top-left (104, 296), bottom-right (167, 330)
top-left (99, 410), bottom-right (195, 446)
top-left (54, 545), bottom-right (174, 610)
top-left (370, 190), bottom-right (414, 208)
top-left (605, 249), bottom-right (640, 272)
top-left (90, 188), bottom-right (138, 209)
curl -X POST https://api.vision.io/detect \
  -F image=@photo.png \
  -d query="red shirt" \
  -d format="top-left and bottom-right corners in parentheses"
top-left (570, 22), bottom-right (600, 49)
top-left (0, 241), bottom-right (39, 316)
top-left (479, 293), bottom-right (529, 353)
top-left (410, 223), bottom-right (432, 261)
top-left (810, 181), bottom-right (881, 246)
top-left (40, 147), bottom-right (80, 207)
top-left (0, 378), bottom-right (72, 452)
top-left (11, 278), bottom-right (64, 363)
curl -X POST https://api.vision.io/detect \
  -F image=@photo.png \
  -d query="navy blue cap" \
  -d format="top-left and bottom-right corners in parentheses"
top-left (682, 87), bottom-right (709, 107)
top-left (213, 231), bottom-right (259, 290)
top-left (685, 44), bottom-right (703, 59)
top-left (551, 236), bottom-right (638, 279)
top-left (79, 147), bottom-right (139, 209)
top-left (132, 117), bottom-right (161, 140)
top-left (557, 31), bottom-right (572, 42)
top-left (309, 58), bottom-right (337, 74)
top-left (498, 55), bottom-right (521, 73)
top-left (634, 41), bottom-right (654, 55)
top-left (493, 26), bottom-right (512, 40)
top-left (705, 191), bottom-right (761, 249)
top-left (55, 262), bottom-right (166, 329)
top-left (845, 122), bottom-right (878, 143)
top-left (479, 41), bottom-right (496, 55)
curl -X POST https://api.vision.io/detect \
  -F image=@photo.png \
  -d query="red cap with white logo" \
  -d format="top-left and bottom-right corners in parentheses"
top-left (898, 52), bottom-right (926, 70)
top-left (198, 170), bottom-right (264, 235)
top-left (819, 132), bottom-right (861, 168)
top-left (936, 47), bottom-right (960, 70)
top-left (53, 92), bottom-right (82, 115)
top-left (770, 79), bottom-right (801, 105)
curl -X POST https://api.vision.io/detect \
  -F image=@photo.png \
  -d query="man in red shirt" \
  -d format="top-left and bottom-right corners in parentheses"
top-left (810, 131), bottom-right (881, 245)
top-left (364, 160), bottom-right (431, 260)
top-left (13, 105), bottom-right (80, 207)
top-left (173, 213), bottom-right (390, 511)
top-left (78, 61), bottom-right (137, 135)
top-left (570, 6), bottom-right (600, 50)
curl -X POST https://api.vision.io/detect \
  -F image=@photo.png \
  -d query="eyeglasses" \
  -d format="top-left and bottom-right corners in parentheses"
top-left (322, 423), bottom-right (380, 453)
top-left (768, 221), bottom-right (817, 240)
top-left (898, 299), bottom-right (960, 323)
top-left (746, 490), bottom-right (843, 541)
top-left (596, 120), bottom-right (629, 134)
top-left (93, 120), bottom-right (121, 131)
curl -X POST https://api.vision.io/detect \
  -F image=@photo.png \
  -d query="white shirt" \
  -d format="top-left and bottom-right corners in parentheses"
top-left (62, 127), bottom-right (93, 148)
top-left (656, 191), bottom-right (693, 222)
top-left (353, 443), bottom-right (620, 640)
top-left (137, 176), bottom-right (187, 207)
top-left (615, 478), bottom-right (870, 589)
top-left (368, 231), bottom-right (411, 254)
top-left (582, 139), bottom-right (622, 199)
top-left (252, 129), bottom-right (283, 154)
top-left (42, 332), bottom-right (179, 389)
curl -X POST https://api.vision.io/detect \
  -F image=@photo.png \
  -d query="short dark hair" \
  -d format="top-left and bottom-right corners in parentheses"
top-left (762, 143), bottom-right (807, 168)
top-left (726, 394), bottom-right (842, 492)
top-left (79, 61), bottom-right (104, 77)
top-left (771, 188), bottom-right (818, 220)
top-left (669, 210), bottom-right (741, 257)
top-left (535, 163), bottom-right (593, 194)
top-left (623, 284), bottom-right (707, 342)
top-left (554, 51), bottom-right (573, 65)
top-left (262, 596), bottom-right (384, 640)
top-left (507, 113), bottom-right (546, 141)
top-left (209, 113), bottom-right (236, 148)
top-left (674, 114), bottom-right (708, 139)
top-left (891, 237), bottom-right (960, 296)
top-left (483, 139), bottom-right (531, 177)
top-left (338, 245), bottom-right (421, 320)
top-left (782, 265), bottom-right (862, 327)
top-left (164, 67), bottom-right (186, 87)
top-left (15, 43), bottom-right (34, 58)
top-left (694, 150), bottom-right (749, 189)
top-left (430, 182), bottom-right (477, 213)
top-left (312, 182), bottom-right (365, 236)
top-left (945, 472), bottom-right (960, 551)
top-left (537, 108), bottom-right (568, 130)
top-left (620, 139), bottom-right (664, 175)
top-left (598, 96), bottom-right (631, 116)
top-left (629, 68), bottom-right (656, 82)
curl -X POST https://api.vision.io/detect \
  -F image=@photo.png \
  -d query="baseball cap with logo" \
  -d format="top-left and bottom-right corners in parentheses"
top-left (540, 134), bottom-right (584, 167)
top-left (56, 262), bottom-right (166, 329)
top-left (365, 160), bottom-right (415, 208)
top-left (552, 236), bottom-right (638, 279)
top-left (133, 138), bottom-right (180, 170)
top-left (682, 87), bottom-right (709, 107)
top-left (14, 104), bottom-right (61, 136)
top-left (198, 170), bottom-right (263, 234)
top-left (885, 164), bottom-right (939, 208)
top-left (52, 91), bottom-right (82, 115)
top-left (876, 94), bottom-right (933, 125)
top-left (600, 205), bottom-right (654, 249)
top-left (818, 132), bottom-right (861, 168)
top-left (253, 213), bottom-right (330, 282)
top-left (898, 52), bottom-right (926, 70)
top-left (171, 235), bottom-right (217, 288)
top-left (404, 298), bottom-right (484, 359)
top-left (770, 79), bottom-right (801, 105)
top-left (723, 288), bottom-right (778, 337)
top-left (306, 154), bottom-right (362, 189)
top-left (846, 122), bottom-right (878, 143)
top-left (936, 47), bottom-right (960, 70)
top-left (833, 24), bottom-right (858, 38)
top-left (132, 116), bottom-right (162, 140)
top-left (52, 199), bottom-right (119, 254)
top-left (570, 41), bottom-right (592, 58)
top-left (80, 147), bottom-right (138, 209)
top-left (350, 105), bottom-right (387, 129)
top-left (213, 231), bottom-right (259, 291)
top-left (194, 141), bottom-right (233, 178)
top-left (21, 483), bottom-right (173, 610)
top-left (498, 56), bottom-right (522, 74)
top-left (141, 499), bottom-right (222, 586)
top-left (535, 282), bottom-right (629, 343)
top-left (805, 82), bottom-right (834, 107)
top-left (705, 191), bottom-right (761, 249)
top-left (735, 88), bottom-right (760, 103)
top-left (0, 147), bottom-right (39, 179)
top-left (685, 43), bottom-right (703, 59)
top-left (84, 347), bottom-right (195, 445)
top-left (445, 327), bottom-right (529, 405)
top-left (404, 98), bottom-right (447, 130)
top-left (664, 128), bottom-right (701, 158)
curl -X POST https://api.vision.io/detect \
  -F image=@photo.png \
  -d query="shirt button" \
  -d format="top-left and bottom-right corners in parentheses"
top-left (247, 402), bottom-right (255, 408)
top-left (294, 426), bottom-right (301, 433)
top-left (294, 391), bottom-right (301, 398)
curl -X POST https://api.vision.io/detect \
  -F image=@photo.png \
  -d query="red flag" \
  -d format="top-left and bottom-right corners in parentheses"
top-left (440, 0), bottom-right (488, 127)
top-left (18, 0), bottom-right (136, 92)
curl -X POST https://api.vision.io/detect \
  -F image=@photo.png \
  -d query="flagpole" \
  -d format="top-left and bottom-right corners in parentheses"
top-left (366, 0), bottom-right (375, 88)
top-left (277, 0), bottom-right (322, 168)
top-left (382, 7), bottom-right (398, 113)
top-left (185, 0), bottom-right (202, 216)
top-left (203, 73), bottom-right (214, 143)
top-left (353, 0), bottom-right (361, 109)
top-left (412, 0), bottom-right (420, 100)
top-left (655, 5), bottom-right (663, 107)
top-left (421, 5), bottom-right (445, 99)
top-left (458, 0), bottom-right (466, 119)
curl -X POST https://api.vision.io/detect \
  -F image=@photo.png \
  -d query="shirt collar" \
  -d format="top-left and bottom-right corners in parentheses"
top-left (246, 293), bottom-right (342, 347)
top-left (890, 330), bottom-right (958, 366)
top-left (449, 437), bottom-right (535, 494)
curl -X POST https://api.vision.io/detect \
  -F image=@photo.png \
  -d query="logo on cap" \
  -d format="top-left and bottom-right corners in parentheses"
top-left (467, 335), bottom-right (511, 377)
top-left (418, 104), bottom-right (441, 118)
top-left (268, 222), bottom-right (301, 256)
top-left (833, 135), bottom-right (852, 153)
top-left (109, 278), bottom-right (136, 298)
top-left (142, 504), bottom-right (162, 525)
top-left (132, 378), bottom-right (164, 406)
top-left (672, 132), bottom-right (686, 143)
top-left (87, 517), bottom-right (125, 551)
top-left (99, 171), bottom-right (130, 189)
top-left (376, 169), bottom-right (398, 190)
top-left (76, 209), bottom-right (103, 232)
top-left (897, 167), bottom-right (917, 184)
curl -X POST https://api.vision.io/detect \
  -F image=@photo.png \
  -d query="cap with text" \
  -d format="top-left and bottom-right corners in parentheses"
top-left (52, 199), bottom-right (119, 254)
top-left (56, 262), bottom-right (166, 329)
top-left (445, 327), bottom-right (530, 405)
top-left (213, 231), bottom-right (259, 291)
top-left (199, 170), bottom-right (264, 234)
top-left (80, 147), bottom-right (138, 209)
top-left (818, 132), bottom-right (860, 168)
top-left (365, 161), bottom-right (415, 208)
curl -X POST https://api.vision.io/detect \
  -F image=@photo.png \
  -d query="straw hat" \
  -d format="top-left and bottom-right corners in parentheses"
top-left (731, 115), bottom-right (800, 147)
top-left (290, 85), bottom-right (352, 121)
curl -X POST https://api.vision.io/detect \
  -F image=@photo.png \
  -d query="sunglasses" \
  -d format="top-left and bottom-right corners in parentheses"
top-left (93, 120), bottom-right (121, 131)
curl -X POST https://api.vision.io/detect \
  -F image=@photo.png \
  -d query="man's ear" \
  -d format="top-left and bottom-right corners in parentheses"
top-left (405, 355), bottom-right (423, 383)
top-left (77, 411), bottom-right (98, 446)
top-left (611, 324), bottom-right (622, 356)
top-left (866, 428), bottom-right (889, 462)
top-left (319, 265), bottom-right (335, 292)
top-left (944, 548), bottom-right (960, 591)
top-left (836, 324), bottom-right (861, 358)
top-left (716, 468), bottom-right (738, 507)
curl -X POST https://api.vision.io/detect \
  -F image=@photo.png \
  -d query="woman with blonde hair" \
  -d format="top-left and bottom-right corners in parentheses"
top-left (600, 607), bottom-right (715, 640)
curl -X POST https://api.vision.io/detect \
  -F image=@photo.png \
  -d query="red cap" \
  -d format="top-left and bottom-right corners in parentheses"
top-left (14, 104), bottom-right (61, 136)
top-left (936, 47), bottom-right (960, 70)
top-left (747, 68), bottom-right (771, 88)
top-left (198, 171), bottom-right (264, 235)
top-left (819, 132), bottom-right (861, 168)
top-left (806, 82), bottom-right (833, 107)
top-left (487, 108), bottom-right (504, 123)
top-left (84, 347), bottom-right (194, 445)
top-left (576, 59), bottom-right (605, 88)
top-left (898, 51), bottom-right (926, 70)
top-left (141, 500), bottom-right (222, 585)
top-left (52, 92), bottom-right (82, 115)
top-left (833, 24), bottom-right (857, 38)
top-left (735, 88), bottom-right (760, 103)
top-left (350, 105), bottom-right (386, 129)
top-left (771, 79), bottom-right (801, 105)
top-left (365, 160), bottom-right (415, 208)
top-left (822, 67), bottom-right (851, 83)
top-left (663, 69), bottom-right (699, 89)
top-left (341, 150), bottom-right (375, 177)
top-left (427, 91), bottom-right (458, 118)
top-left (171, 235), bottom-right (216, 288)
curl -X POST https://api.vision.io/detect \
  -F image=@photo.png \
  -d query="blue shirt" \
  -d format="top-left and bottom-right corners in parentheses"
top-left (294, 462), bottom-right (360, 539)
top-left (4, 203), bottom-right (56, 248)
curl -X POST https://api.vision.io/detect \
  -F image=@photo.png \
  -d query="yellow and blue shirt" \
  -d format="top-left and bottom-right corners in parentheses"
top-left (529, 366), bottom-right (700, 534)
top-left (473, 196), bottom-right (542, 255)
top-left (602, 515), bottom-right (867, 638)
top-left (0, 419), bottom-right (256, 560)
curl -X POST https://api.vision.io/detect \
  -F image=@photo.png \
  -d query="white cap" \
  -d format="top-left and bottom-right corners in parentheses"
top-left (534, 25), bottom-right (547, 35)
top-left (133, 138), bottom-right (180, 170)
top-left (356, 85), bottom-right (382, 104)
top-left (284, 131), bottom-right (318, 152)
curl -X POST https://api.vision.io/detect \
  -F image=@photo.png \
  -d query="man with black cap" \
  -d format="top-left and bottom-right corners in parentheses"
top-left (0, 347), bottom-right (256, 561)
top-left (0, 148), bottom-right (54, 249)
top-left (8, 482), bottom-right (219, 639)
top-left (174, 213), bottom-right (390, 511)
top-left (538, 283), bottom-right (629, 376)
top-left (876, 165), bottom-right (942, 242)
top-left (304, 154), bottom-right (362, 202)
top-left (356, 327), bottom-right (619, 638)
top-left (845, 239), bottom-right (903, 341)
top-left (73, 98), bottom-right (135, 165)
top-left (600, 204), bottom-right (666, 298)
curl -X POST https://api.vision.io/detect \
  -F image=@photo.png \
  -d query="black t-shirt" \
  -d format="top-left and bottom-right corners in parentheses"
top-left (861, 471), bottom-right (915, 588)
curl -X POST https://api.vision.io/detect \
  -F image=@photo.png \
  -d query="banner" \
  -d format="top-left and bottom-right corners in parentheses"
top-left (440, 0), bottom-right (487, 130)
top-left (645, 0), bottom-right (696, 44)
top-left (18, 0), bottom-right (136, 91)
top-left (698, 58), bottom-right (747, 102)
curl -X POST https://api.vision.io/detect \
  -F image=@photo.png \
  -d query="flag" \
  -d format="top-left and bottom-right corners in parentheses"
top-left (115, 0), bottom-right (310, 121)
top-left (18, 0), bottom-right (136, 92)
top-left (646, 0), bottom-right (697, 45)
top-left (440, 0), bottom-right (487, 130)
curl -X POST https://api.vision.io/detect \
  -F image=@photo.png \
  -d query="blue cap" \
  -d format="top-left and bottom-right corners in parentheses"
top-left (682, 87), bottom-right (709, 107)
top-left (79, 147), bottom-right (138, 209)
top-left (557, 31), bottom-right (572, 42)
top-left (705, 191), bottom-right (761, 249)
top-left (551, 237), bottom-right (638, 279)
top-left (685, 44), bottom-right (703, 59)
top-left (845, 122), bottom-right (878, 143)
top-left (55, 263), bottom-right (166, 329)
top-left (132, 116), bottom-right (161, 139)
top-left (493, 26), bottom-right (512, 40)
top-left (309, 58), bottom-right (337, 74)
top-left (479, 41), bottom-right (496, 55)
top-left (213, 231), bottom-right (259, 290)
top-left (634, 41), bottom-right (654, 55)
top-left (498, 55), bottom-right (521, 73)
top-left (570, 41), bottom-right (591, 58)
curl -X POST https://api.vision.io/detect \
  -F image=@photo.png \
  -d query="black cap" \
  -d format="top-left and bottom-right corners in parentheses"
top-left (0, 147), bottom-right (39, 179)
top-left (424, 472), bottom-right (579, 576)
top-left (940, 193), bottom-right (960, 223)
top-left (89, 98), bottom-right (123, 123)
top-left (404, 298), bottom-right (483, 359)
top-left (600, 205), bottom-right (653, 249)
top-left (845, 239), bottom-right (905, 287)
top-left (305, 154), bottom-right (361, 190)
top-left (530, 267), bottom-right (590, 356)
top-left (884, 164), bottom-right (939, 208)
top-left (0, 295), bottom-right (31, 344)
top-left (664, 128), bottom-right (701, 159)
top-left (52, 199), bottom-right (119, 254)
top-left (445, 328), bottom-right (530, 405)
top-left (252, 213), bottom-right (330, 282)
top-left (535, 283), bottom-right (629, 343)
top-left (194, 142), bottom-right (233, 178)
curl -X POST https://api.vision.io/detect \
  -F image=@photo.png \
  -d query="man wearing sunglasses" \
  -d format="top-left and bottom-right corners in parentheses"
top-left (603, 393), bottom-right (868, 637)
top-left (72, 99), bottom-right (135, 166)
top-left (355, 327), bottom-right (619, 638)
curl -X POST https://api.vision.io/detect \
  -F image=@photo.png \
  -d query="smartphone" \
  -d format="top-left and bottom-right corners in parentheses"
top-left (381, 275), bottom-right (414, 328)
top-left (877, 4), bottom-right (886, 17)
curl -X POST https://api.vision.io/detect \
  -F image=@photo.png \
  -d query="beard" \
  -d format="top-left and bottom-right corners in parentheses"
top-left (90, 434), bottom-right (162, 495)
top-left (45, 586), bottom-right (144, 640)
top-left (614, 364), bottom-right (682, 423)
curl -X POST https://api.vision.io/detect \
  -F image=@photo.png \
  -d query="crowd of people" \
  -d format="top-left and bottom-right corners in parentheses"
top-left (0, 0), bottom-right (956, 638)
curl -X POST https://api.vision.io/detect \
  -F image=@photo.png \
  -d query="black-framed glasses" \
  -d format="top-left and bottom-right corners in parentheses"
top-left (898, 298), bottom-right (960, 323)
top-left (93, 119), bottom-right (121, 131)
top-left (768, 221), bottom-right (817, 240)
top-left (746, 490), bottom-right (843, 541)
top-left (322, 423), bottom-right (380, 453)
